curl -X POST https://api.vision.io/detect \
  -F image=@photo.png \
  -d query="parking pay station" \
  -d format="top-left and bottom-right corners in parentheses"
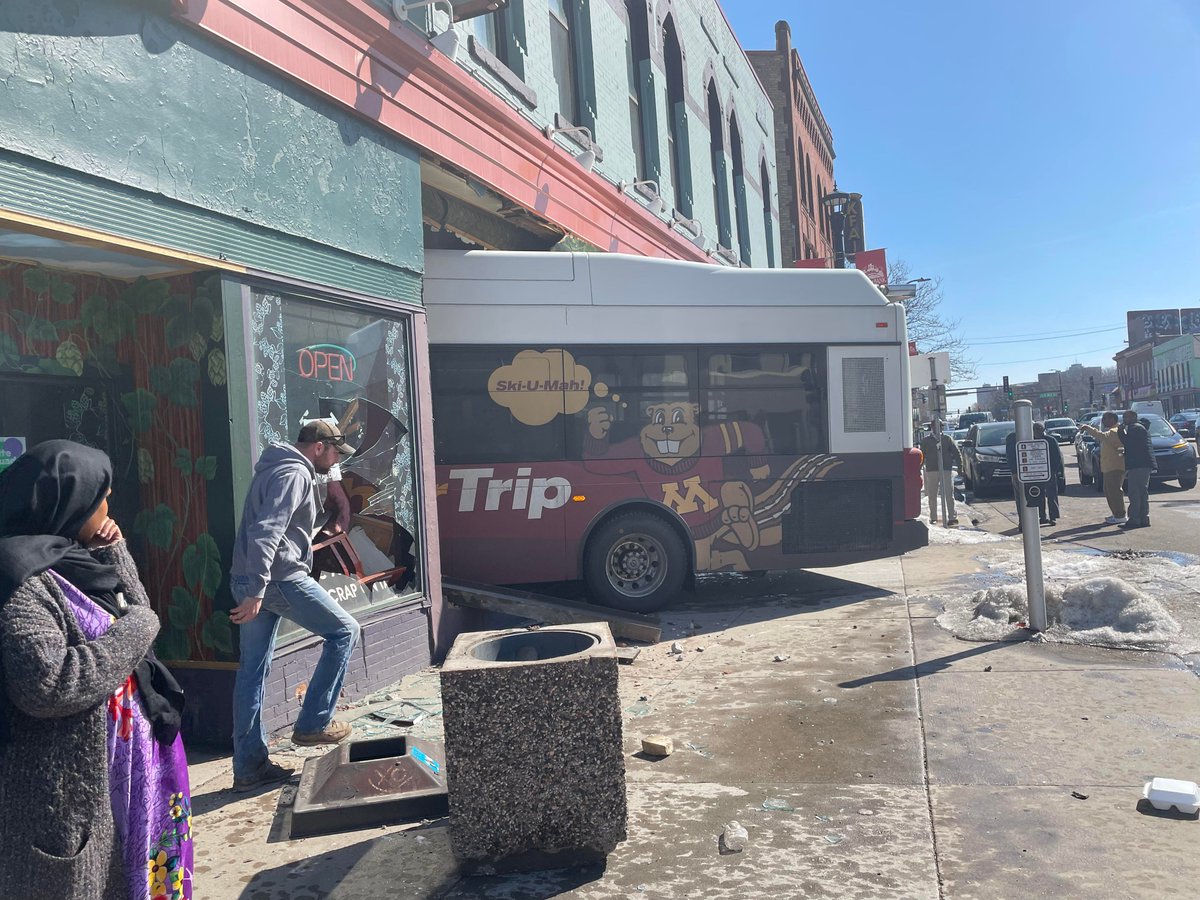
top-left (1013, 400), bottom-right (1048, 631)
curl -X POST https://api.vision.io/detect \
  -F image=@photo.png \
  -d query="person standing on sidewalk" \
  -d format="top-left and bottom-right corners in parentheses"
top-left (1118, 412), bottom-right (1156, 529)
top-left (228, 421), bottom-right (361, 792)
top-left (920, 421), bottom-right (961, 525)
top-left (1080, 412), bottom-right (1126, 525)
top-left (1033, 422), bottom-right (1063, 526)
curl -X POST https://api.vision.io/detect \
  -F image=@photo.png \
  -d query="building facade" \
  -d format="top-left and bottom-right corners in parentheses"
top-left (1035, 364), bottom-right (1101, 418)
top-left (0, 0), bottom-right (439, 743)
top-left (747, 21), bottom-right (836, 266)
top-left (417, 0), bottom-right (782, 265)
top-left (1154, 334), bottom-right (1200, 414)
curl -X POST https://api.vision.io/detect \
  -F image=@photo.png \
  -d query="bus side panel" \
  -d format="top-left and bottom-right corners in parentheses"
top-left (435, 463), bottom-right (571, 584)
top-left (567, 450), bottom-right (927, 577)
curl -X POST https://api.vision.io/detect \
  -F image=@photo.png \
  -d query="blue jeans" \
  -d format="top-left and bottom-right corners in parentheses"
top-left (230, 575), bottom-right (361, 779)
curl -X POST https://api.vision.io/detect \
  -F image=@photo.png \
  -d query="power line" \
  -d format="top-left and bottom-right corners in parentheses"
top-left (963, 322), bottom-right (1124, 341)
top-left (975, 344), bottom-right (1117, 366)
top-left (968, 325), bottom-right (1125, 346)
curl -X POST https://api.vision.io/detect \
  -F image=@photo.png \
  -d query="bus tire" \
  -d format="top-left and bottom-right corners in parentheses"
top-left (584, 512), bottom-right (688, 613)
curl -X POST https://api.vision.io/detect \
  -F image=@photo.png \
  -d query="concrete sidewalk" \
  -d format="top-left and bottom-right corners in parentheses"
top-left (192, 548), bottom-right (1200, 899)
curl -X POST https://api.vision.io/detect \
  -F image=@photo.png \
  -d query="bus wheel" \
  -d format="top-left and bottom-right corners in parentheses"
top-left (584, 513), bottom-right (687, 613)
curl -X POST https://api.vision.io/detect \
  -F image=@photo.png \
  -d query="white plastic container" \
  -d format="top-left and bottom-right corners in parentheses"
top-left (1142, 778), bottom-right (1200, 815)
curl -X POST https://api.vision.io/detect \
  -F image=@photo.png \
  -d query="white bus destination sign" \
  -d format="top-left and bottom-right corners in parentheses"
top-left (1016, 439), bottom-right (1051, 483)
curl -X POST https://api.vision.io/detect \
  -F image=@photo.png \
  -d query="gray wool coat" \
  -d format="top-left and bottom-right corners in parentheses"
top-left (0, 541), bottom-right (160, 900)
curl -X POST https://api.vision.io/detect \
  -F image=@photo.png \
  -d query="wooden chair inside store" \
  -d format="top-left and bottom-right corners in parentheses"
top-left (311, 521), bottom-right (408, 589)
top-left (309, 400), bottom-right (408, 588)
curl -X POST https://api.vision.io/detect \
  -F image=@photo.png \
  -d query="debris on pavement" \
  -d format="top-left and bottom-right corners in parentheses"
top-left (823, 833), bottom-right (845, 845)
top-left (367, 700), bottom-right (429, 727)
top-left (719, 821), bottom-right (748, 854)
top-left (1070, 791), bottom-right (1089, 800)
top-left (762, 797), bottom-right (794, 812)
top-left (640, 734), bottom-right (674, 757)
top-left (670, 641), bottom-right (685, 654)
top-left (773, 654), bottom-right (790, 662)
top-left (1143, 778), bottom-right (1200, 815)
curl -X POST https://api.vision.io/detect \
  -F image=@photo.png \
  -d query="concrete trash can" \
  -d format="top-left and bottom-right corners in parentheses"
top-left (440, 622), bottom-right (627, 874)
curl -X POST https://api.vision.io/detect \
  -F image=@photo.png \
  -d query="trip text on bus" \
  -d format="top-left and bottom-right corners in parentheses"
top-left (448, 467), bottom-right (571, 520)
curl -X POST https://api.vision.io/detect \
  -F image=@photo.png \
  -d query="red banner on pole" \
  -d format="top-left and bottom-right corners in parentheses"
top-left (793, 257), bottom-right (830, 269)
top-left (853, 248), bottom-right (888, 287)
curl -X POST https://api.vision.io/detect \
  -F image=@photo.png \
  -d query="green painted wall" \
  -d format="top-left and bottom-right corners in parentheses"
top-left (0, 0), bottom-right (423, 281)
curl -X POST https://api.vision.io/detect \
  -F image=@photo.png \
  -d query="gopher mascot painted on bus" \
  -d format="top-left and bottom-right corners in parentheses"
top-left (582, 400), bottom-right (838, 571)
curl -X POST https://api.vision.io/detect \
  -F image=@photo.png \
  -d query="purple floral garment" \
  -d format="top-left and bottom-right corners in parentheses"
top-left (52, 572), bottom-right (193, 900)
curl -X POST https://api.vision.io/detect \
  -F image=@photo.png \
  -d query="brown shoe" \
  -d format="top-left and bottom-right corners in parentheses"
top-left (291, 719), bottom-right (352, 746)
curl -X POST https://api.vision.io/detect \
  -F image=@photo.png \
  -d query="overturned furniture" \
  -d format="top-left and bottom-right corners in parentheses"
top-left (291, 735), bottom-right (448, 838)
top-left (440, 623), bottom-right (627, 873)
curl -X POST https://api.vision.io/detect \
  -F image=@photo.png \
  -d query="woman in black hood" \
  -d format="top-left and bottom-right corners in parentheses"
top-left (0, 441), bottom-right (192, 900)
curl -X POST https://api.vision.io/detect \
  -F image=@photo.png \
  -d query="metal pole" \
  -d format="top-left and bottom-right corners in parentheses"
top-left (930, 359), bottom-right (950, 525)
top-left (1014, 400), bottom-right (1047, 631)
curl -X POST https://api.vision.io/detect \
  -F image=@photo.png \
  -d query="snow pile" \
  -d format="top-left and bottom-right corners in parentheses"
top-left (938, 576), bottom-right (1184, 651)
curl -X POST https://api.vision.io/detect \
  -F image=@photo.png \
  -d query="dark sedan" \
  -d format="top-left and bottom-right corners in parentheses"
top-left (1083, 413), bottom-right (1197, 491)
top-left (960, 421), bottom-right (1017, 497)
top-left (1169, 410), bottom-right (1198, 439)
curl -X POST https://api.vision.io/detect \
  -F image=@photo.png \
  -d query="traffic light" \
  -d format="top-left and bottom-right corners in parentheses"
top-left (1003, 375), bottom-right (1012, 399)
top-left (1063, 400), bottom-right (1069, 413)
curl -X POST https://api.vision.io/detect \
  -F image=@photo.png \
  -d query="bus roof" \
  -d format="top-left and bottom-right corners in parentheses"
top-left (423, 251), bottom-right (903, 346)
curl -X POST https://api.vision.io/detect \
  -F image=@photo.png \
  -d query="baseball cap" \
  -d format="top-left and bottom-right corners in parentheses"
top-left (297, 419), bottom-right (357, 456)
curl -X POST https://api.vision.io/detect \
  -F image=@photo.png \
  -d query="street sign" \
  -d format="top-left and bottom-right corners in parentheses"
top-left (1016, 439), bottom-right (1051, 483)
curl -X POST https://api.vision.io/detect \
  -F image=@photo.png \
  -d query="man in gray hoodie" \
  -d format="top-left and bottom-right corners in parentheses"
top-left (228, 420), bottom-right (361, 791)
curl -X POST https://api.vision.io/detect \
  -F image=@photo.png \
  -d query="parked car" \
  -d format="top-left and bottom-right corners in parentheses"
top-left (960, 421), bottom-right (1017, 497)
top-left (1043, 417), bottom-right (1078, 444)
top-left (1076, 426), bottom-right (1100, 485)
top-left (1082, 413), bottom-right (1198, 491)
top-left (1169, 409), bottom-right (1199, 439)
top-left (961, 421), bottom-right (1066, 497)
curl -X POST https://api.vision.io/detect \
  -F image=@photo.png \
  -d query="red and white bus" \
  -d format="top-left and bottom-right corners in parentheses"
top-left (425, 250), bottom-right (927, 611)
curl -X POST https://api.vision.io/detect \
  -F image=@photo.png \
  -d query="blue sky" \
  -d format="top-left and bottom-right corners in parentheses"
top-left (726, 1), bottom-right (1200, 398)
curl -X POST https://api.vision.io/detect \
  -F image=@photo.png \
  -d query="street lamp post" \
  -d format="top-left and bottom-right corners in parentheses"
top-left (821, 188), bottom-right (852, 268)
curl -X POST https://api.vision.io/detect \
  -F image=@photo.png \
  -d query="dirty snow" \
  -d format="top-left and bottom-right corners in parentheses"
top-left (938, 578), bottom-right (1183, 651)
top-left (917, 510), bottom-right (1012, 545)
top-left (935, 546), bottom-right (1200, 654)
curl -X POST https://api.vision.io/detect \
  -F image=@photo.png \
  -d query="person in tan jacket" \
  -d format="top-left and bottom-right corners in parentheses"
top-left (1080, 412), bottom-right (1126, 523)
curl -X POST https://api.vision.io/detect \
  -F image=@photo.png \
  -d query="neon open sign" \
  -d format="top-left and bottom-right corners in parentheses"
top-left (297, 344), bottom-right (356, 382)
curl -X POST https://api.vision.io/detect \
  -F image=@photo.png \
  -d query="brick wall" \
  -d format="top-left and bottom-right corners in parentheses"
top-left (747, 21), bottom-right (836, 267)
top-left (260, 599), bottom-right (433, 735)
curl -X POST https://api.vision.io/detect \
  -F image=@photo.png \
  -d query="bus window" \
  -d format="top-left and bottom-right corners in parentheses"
top-left (702, 348), bottom-right (826, 454)
top-left (566, 350), bottom-right (697, 460)
top-left (430, 349), bottom-right (568, 465)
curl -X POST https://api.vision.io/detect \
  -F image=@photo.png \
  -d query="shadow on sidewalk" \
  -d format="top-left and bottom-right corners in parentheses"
top-left (237, 819), bottom-right (607, 900)
top-left (837, 639), bottom-right (1014, 688)
top-left (512, 569), bottom-right (898, 642)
